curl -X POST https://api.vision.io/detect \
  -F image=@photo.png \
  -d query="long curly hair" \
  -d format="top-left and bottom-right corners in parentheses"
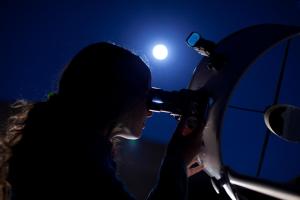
top-left (1, 42), bottom-right (151, 200)
top-left (0, 100), bottom-right (33, 200)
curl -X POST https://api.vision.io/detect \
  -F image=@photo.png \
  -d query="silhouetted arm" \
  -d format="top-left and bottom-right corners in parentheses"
top-left (146, 155), bottom-right (188, 200)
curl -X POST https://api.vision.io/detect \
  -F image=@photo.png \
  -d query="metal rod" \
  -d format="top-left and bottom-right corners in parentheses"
top-left (273, 39), bottom-right (291, 105)
top-left (228, 105), bottom-right (264, 114)
top-left (228, 169), bottom-right (300, 200)
top-left (256, 39), bottom-right (291, 177)
top-left (255, 129), bottom-right (271, 177)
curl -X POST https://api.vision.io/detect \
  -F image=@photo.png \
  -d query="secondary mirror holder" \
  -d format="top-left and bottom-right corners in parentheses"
top-left (264, 104), bottom-right (300, 143)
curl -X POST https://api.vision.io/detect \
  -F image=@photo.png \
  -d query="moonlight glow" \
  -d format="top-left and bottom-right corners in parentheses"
top-left (152, 44), bottom-right (168, 60)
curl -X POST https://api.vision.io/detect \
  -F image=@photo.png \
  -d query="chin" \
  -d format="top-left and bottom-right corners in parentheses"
top-left (117, 129), bottom-right (142, 140)
top-left (112, 124), bottom-right (143, 140)
top-left (123, 135), bottom-right (140, 140)
top-left (122, 130), bottom-right (142, 140)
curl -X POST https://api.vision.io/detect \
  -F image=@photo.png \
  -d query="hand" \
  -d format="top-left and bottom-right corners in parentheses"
top-left (187, 156), bottom-right (204, 177)
top-left (166, 116), bottom-right (206, 167)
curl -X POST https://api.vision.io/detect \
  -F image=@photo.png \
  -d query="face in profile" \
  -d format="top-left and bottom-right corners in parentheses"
top-left (111, 94), bottom-right (153, 140)
top-left (58, 42), bottom-right (152, 140)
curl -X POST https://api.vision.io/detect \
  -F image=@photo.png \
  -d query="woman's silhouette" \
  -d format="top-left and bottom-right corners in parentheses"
top-left (5, 42), bottom-right (203, 200)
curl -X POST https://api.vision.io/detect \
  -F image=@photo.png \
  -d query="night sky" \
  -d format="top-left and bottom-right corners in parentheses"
top-left (1, 0), bottom-right (300, 184)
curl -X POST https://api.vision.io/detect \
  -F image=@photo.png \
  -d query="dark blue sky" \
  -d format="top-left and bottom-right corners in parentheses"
top-left (1, 0), bottom-right (300, 183)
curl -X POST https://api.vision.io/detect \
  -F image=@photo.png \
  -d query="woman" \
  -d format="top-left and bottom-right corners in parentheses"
top-left (4, 42), bottom-right (203, 200)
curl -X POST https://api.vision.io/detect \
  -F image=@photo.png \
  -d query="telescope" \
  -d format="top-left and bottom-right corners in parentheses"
top-left (147, 24), bottom-right (300, 200)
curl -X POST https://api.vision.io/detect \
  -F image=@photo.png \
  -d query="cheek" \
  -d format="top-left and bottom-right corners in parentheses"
top-left (131, 108), bottom-right (147, 138)
top-left (121, 99), bottom-right (148, 139)
top-left (132, 114), bottom-right (146, 137)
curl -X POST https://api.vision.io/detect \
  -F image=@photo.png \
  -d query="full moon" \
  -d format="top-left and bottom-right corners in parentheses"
top-left (152, 44), bottom-right (168, 60)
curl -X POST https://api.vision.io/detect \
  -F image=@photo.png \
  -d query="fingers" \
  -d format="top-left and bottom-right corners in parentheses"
top-left (175, 116), bottom-right (204, 137)
top-left (187, 156), bottom-right (200, 168)
top-left (187, 164), bottom-right (204, 177)
top-left (187, 155), bottom-right (204, 177)
top-left (167, 117), bottom-right (206, 165)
